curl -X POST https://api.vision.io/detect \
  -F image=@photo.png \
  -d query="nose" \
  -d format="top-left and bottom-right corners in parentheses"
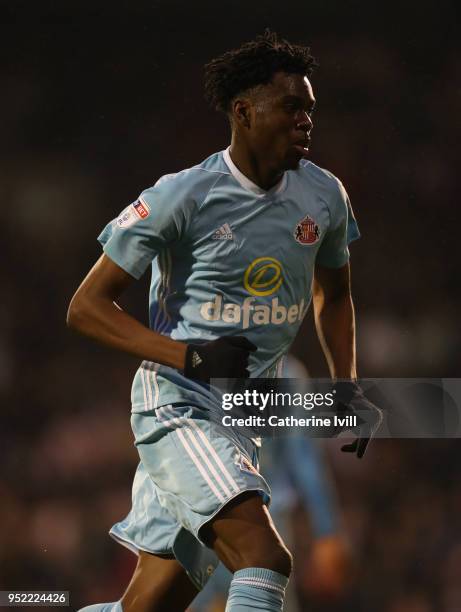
top-left (296, 111), bottom-right (313, 133)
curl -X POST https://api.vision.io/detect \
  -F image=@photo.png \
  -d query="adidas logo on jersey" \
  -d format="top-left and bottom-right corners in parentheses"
top-left (191, 351), bottom-right (203, 368)
top-left (212, 224), bottom-right (233, 240)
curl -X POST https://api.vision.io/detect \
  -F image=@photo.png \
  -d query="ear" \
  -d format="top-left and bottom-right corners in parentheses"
top-left (232, 98), bottom-right (251, 129)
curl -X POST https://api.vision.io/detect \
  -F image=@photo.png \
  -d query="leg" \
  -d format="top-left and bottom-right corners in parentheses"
top-left (78, 552), bottom-right (197, 612)
top-left (121, 551), bottom-right (198, 612)
top-left (127, 410), bottom-right (288, 609)
top-left (203, 491), bottom-right (292, 576)
top-left (202, 492), bottom-right (293, 611)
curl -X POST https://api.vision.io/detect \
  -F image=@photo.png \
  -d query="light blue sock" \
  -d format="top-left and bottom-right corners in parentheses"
top-left (78, 602), bottom-right (122, 612)
top-left (225, 567), bottom-right (288, 611)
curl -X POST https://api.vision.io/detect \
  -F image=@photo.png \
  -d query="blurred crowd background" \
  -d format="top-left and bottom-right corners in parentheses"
top-left (1, 1), bottom-right (460, 610)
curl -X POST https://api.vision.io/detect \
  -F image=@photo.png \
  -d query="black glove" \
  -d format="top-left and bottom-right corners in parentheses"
top-left (333, 381), bottom-right (383, 459)
top-left (184, 336), bottom-right (257, 383)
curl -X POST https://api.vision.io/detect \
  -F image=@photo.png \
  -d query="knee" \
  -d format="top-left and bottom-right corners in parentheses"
top-left (260, 542), bottom-right (293, 577)
top-left (236, 534), bottom-right (293, 577)
top-left (207, 492), bottom-right (293, 577)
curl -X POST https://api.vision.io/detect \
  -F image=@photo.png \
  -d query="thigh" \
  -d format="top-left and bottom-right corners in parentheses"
top-left (202, 491), bottom-right (290, 574)
top-left (121, 551), bottom-right (198, 612)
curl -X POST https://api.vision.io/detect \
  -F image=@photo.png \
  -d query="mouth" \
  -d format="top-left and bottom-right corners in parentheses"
top-left (292, 138), bottom-right (311, 157)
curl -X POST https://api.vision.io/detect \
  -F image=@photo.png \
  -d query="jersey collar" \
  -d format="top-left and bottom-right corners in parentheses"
top-left (223, 147), bottom-right (287, 197)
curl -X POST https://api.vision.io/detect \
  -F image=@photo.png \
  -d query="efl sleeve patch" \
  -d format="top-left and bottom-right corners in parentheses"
top-left (116, 198), bottom-right (150, 229)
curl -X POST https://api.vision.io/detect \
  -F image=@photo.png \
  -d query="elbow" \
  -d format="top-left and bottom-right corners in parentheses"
top-left (66, 293), bottom-right (87, 332)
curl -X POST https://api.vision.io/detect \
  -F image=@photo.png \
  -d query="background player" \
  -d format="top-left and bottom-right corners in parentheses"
top-left (68, 31), bottom-right (373, 612)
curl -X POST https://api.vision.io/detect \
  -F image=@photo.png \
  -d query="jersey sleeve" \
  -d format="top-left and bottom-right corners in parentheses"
top-left (97, 177), bottom-right (190, 279)
top-left (315, 180), bottom-right (360, 268)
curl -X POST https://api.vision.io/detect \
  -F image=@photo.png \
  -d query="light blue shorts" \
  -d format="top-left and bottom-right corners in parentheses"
top-left (110, 404), bottom-right (271, 589)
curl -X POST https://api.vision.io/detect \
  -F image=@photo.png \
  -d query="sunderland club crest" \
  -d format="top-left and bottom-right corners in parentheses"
top-left (294, 214), bottom-right (321, 245)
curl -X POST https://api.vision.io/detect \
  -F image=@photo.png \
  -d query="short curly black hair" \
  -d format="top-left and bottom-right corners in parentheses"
top-left (204, 30), bottom-right (317, 114)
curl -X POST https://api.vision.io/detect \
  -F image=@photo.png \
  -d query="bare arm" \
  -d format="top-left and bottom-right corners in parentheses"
top-left (312, 262), bottom-right (357, 380)
top-left (66, 254), bottom-right (187, 369)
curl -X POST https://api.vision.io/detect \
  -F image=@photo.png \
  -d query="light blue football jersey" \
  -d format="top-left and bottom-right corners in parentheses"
top-left (98, 148), bottom-right (359, 411)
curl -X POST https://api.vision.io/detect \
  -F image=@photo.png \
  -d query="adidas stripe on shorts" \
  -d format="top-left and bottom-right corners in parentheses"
top-left (110, 401), bottom-right (271, 589)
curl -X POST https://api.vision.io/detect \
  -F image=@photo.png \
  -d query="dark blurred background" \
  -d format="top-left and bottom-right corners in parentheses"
top-left (1, 1), bottom-right (460, 610)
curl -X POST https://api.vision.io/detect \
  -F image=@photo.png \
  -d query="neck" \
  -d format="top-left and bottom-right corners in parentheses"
top-left (229, 136), bottom-right (284, 191)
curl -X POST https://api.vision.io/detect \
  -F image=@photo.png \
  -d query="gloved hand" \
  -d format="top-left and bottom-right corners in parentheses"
top-left (184, 336), bottom-right (257, 383)
top-left (333, 381), bottom-right (383, 458)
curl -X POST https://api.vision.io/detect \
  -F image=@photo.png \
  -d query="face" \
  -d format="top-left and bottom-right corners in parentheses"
top-left (234, 72), bottom-right (316, 172)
